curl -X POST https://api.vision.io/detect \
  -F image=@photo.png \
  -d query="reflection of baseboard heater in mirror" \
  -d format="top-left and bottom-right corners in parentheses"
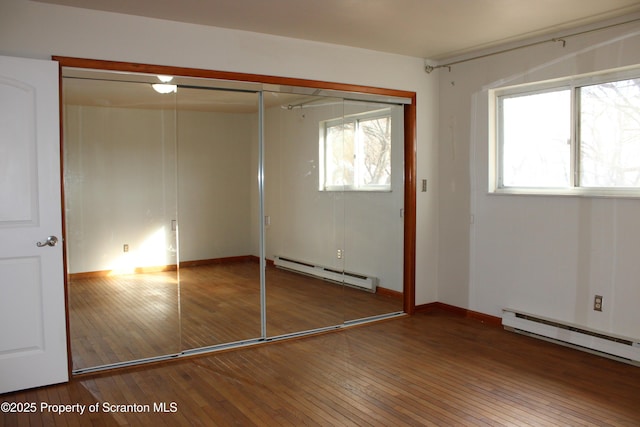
top-left (274, 256), bottom-right (377, 292)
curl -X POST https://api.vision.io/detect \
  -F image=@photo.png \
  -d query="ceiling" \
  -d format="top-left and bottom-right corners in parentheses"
top-left (36, 0), bottom-right (640, 59)
top-left (52, 0), bottom-right (640, 111)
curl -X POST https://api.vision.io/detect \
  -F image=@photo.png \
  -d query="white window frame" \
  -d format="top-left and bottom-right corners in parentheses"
top-left (490, 65), bottom-right (640, 198)
top-left (319, 108), bottom-right (392, 192)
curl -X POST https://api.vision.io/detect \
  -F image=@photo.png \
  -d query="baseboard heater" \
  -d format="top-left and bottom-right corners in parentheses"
top-left (502, 308), bottom-right (640, 365)
top-left (273, 256), bottom-right (377, 292)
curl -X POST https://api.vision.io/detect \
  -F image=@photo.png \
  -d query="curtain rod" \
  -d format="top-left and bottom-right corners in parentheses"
top-left (425, 16), bottom-right (640, 73)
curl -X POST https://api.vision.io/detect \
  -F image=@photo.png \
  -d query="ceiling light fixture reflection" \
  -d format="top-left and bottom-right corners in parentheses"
top-left (152, 75), bottom-right (177, 94)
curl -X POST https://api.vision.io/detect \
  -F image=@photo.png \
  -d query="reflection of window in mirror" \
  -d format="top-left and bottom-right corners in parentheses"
top-left (320, 108), bottom-right (392, 192)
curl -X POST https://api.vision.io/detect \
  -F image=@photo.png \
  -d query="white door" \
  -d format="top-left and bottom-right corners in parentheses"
top-left (0, 55), bottom-right (68, 394)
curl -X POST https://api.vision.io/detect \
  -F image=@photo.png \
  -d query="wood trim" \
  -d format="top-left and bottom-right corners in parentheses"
top-left (52, 56), bottom-right (415, 100)
top-left (376, 286), bottom-right (403, 299)
top-left (403, 97), bottom-right (417, 314)
top-left (68, 265), bottom-right (178, 280)
top-left (179, 255), bottom-right (255, 268)
top-left (466, 309), bottom-right (502, 327)
top-left (55, 56), bottom-right (417, 316)
top-left (248, 255), bottom-right (275, 267)
top-left (67, 270), bottom-right (115, 280)
top-left (55, 59), bottom-right (73, 379)
top-left (415, 302), bottom-right (502, 327)
top-left (415, 302), bottom-right (466, 316)
top-left (68, 256), bottom-right (259, 279)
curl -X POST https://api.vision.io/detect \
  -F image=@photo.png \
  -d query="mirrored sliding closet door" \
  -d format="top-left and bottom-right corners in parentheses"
top-left (339, 100), bottom-right (405, 323)
top-left (61, 63), bottom-right (409, 374)
top-left (176, 87), bottom-right (262, 351)
top-left (63, 76), bottom-right (181, 371)
top-left (263, 93), bottom-right (347, 337)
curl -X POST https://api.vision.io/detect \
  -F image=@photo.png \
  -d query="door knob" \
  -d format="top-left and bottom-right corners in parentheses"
top-left (36, 236), bottom-right (59, 247)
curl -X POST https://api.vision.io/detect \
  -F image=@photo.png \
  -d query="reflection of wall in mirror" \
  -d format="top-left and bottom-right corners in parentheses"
top-left (64, 99), bottom-right (404, 292)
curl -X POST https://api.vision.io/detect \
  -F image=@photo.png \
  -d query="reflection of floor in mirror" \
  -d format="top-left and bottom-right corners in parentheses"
top-left (68, 261), bottom-right (403, 370)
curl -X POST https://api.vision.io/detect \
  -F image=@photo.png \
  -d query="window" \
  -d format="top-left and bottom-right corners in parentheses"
top-left (320, 109), bottom-right (392, 191)
top-left (492, 67), bottom-right (640, 195)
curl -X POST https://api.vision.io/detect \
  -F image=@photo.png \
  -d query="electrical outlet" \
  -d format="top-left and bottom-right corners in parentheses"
top-left (594, 295), bottom-right (603, 312)
top-left (123, 244), bottom-right (129, 253)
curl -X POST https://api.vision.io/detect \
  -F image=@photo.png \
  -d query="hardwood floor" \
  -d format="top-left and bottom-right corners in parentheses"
top-left (2, 310), bottom-right (639, 426)
top-left (68, 261), bottom-right (403, 370)
top-left (68, 272), bottom-right (181, 369)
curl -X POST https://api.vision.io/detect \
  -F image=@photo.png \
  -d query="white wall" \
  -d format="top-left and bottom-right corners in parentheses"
top-left (437, 16), bottom-right (640, 338)
top-left (0, 0), bottom-right (437, 301)
top-left (64, 105), bottom-right (178, 274)
top-left (177, 109), bottom-right (255, 262)
top-left (64, 105), bottom-right (254, 274)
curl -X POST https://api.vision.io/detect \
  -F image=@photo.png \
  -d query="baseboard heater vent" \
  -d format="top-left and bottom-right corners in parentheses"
top-left (502, 309), bottom-right (640, 365)
top-left (274, 256), bottom-right (377, 292)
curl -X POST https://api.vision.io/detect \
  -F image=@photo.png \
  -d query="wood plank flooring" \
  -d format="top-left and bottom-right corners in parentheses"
top-left (68, 261), bottom-right (403, 370)
top-left (2, 310), bottom-right (639, 426)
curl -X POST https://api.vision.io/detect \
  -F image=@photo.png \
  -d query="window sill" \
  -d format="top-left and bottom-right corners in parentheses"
top-left (490, 187), bottom-right (640, 199)
top-left (321, 186), bottom-right (392, 193)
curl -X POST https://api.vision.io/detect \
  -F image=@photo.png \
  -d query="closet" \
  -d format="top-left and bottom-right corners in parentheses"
top-left (60, 60), bottom-right (412, 373)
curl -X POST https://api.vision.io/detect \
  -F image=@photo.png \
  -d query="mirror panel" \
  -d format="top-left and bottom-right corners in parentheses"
top-left (263, 93), bottom-right (346, 336)
top-left (341, 101), bottom-right (405, 322)
top-left (176, 87), bottom-right (262, 350)
top-left (63, 78), bottom-right (180, 370)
